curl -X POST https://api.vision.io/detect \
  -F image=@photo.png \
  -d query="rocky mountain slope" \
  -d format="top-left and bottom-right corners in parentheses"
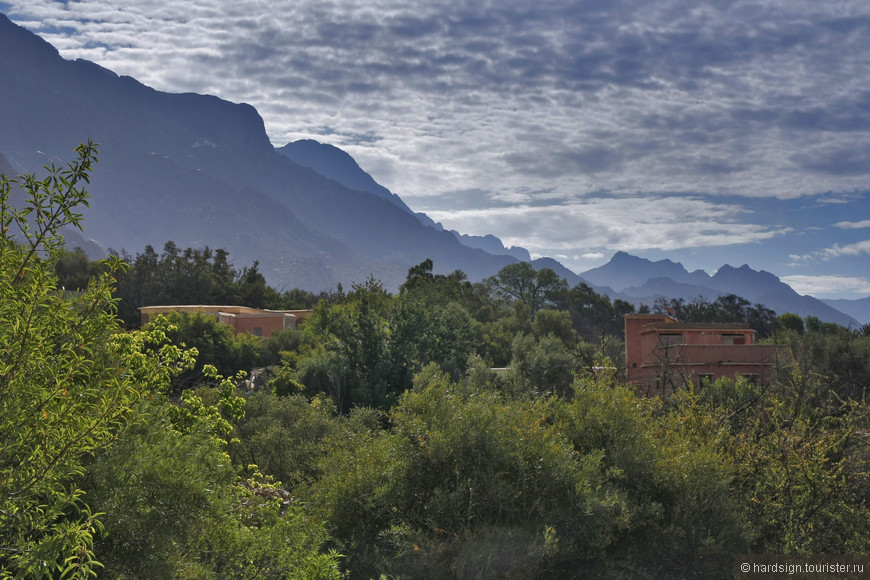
top-left (0, 13), bottom-right (518, 292)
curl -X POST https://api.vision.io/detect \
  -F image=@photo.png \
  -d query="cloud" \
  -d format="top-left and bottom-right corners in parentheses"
top-left (791, 239), bottom-right (870, 264)
top-left (5, 0), bottom-right (870, 203)
top-left (425, 195), bottom-right (790, 258)
top-left (2, 0), bottom-right (869, 291)
top-left (780, 274), bottom-right (870, 297)
top-left (836, 219), bottom-right (870, 229)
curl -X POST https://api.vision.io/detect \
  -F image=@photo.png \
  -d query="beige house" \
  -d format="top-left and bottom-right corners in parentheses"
top-left (139, 305), bottom-right (313, 337)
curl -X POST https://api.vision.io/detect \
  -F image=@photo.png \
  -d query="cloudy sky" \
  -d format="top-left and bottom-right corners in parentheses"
top-left (2, 0), bottom-right (870, 298)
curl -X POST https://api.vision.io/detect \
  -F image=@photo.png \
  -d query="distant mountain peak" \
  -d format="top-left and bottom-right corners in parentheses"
top-left (713, 263), bottom-right (783, 287)
top-left (590, 253), bottom-right (858, 326)
top-left (277, 139), bottom-right (414, 214)
top-left (277, 138), bottom-right (535, 262)
top-left (581, 251), bottom-right (704, 291)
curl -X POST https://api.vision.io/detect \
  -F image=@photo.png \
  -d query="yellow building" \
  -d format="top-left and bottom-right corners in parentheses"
top-left (139, 305), bottom-right (313, 337)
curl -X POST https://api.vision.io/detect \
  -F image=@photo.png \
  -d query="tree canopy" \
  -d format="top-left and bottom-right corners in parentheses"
top-left (4, 144), bottom-right (868, 578)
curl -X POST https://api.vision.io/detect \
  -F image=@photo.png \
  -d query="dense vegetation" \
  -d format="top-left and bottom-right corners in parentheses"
top-left (3, 145), bottom-right (869, 578)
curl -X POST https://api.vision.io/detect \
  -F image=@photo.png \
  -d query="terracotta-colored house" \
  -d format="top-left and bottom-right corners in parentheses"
top-left (624, 314), bottom-right (785, 395)
top-left (139, 305), bottom-right (313, 338)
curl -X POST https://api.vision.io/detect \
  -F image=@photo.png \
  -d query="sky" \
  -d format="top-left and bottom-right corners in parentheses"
top-left (2, 0), bottom-right (870, 299)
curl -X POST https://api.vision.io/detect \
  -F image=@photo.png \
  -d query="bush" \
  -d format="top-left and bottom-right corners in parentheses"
top-left (311, 366), bottom-right (743, 578)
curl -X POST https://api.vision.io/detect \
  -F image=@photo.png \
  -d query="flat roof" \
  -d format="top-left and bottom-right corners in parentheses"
top-left (138, 305), bottom-right (302, 316)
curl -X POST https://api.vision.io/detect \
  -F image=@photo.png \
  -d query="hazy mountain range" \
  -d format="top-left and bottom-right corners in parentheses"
top-left (0, 13), bottom-right (865, 326)
top-left (582, 252), bottom-right (862, 327)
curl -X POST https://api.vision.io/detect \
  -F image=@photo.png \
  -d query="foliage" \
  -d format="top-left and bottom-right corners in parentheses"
top-left (1, 144), bottom-right (343, 578)
top-left (555, 282), bottom-right (634, 340)
top-left (775, 318), bottom-right (870, 404)
top-left (227, 392), bottom-right (340, 489)
top-left (306, 367), bottom-right (745, 578)
top-left (0, 143), bottom-right (190, 577)
top-left (654, 294), bottom-right (778, 338)
top-left (777, 312), bottom-right (805, 335)
top-left (55, 247), bottom-right (106, 291)
top-left (160, 310), bottom-right (261, 392)
top-left (485, 262), bottom-right (567, 319)
top-left (260, 327), bottom-right (303, 367)
top-left (109, 242), bottom-right (322, 327)
top-left (7, 142), bottom-right (867, 580)
top-left (508, 332), bottom-right (577, 397)
top-left (82, 398), bottom-right (341, 579)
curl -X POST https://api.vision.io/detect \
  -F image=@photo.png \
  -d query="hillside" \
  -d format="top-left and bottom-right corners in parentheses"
top-left (822, 297), bottom-right (870, 325)
top-left (0, 13), bottom-right (518, 292)
top-left (277, 139), bottom-right (532, 261)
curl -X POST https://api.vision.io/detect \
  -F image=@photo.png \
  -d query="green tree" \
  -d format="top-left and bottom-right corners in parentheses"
top-left (312, 367), bottom-right (743, 578)
top-left (227, 392), bottom-right (340, 489)
top-left (298, 278), bottom-right (393, 410)
top-left (83, 388), bottom-right (341, 579)
top-left (509, 332), bottom-right (576, 397)
top-left (557, 282), bottom-right (632, 340)
top-left (486, 262), bottom-right (567, 320)
top-left (777, 312), bottom-right (805, 335)
top-left (55, 247), bottom-right (104, 291)
top-left (161, 310), bottom-right (261, 392)
top-left (0, 143), bottom-right (192, 577)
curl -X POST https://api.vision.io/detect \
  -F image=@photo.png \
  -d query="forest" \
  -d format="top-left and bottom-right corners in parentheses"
top-left (2, 144), bottom-right (869, 579)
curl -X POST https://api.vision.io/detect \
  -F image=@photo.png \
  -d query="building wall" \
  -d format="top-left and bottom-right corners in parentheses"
top-left (625, 314), bottom-right (785, 395)
top-left (139, 305), bottom-right (307, 337)
top-left (230, 314), bottom-right (290, 337)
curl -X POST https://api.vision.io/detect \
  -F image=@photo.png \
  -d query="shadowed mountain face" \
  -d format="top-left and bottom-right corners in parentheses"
top-left (277, 139), bottom-right (533, 262)
top-left (0, 13), bottom-right (518, 292)
top-left (822, 297), bottom-right (870, 326)
top-left (277, 140), bottom-right (415, 215)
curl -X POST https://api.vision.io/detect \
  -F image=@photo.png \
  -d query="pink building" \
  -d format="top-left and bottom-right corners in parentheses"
top-left (624, 314), bottom-right (785, 395)
top-left (139, 305), bottom-right (313, 338)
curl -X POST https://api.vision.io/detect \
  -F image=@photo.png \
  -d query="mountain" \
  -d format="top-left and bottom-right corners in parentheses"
top-left (623, 277), bottom-right (724, 302)
top-left (1, 13), bottom-right (861, 325)
top-left (449, 232), bottom-right (531, 261)
top-left (0, 152), bottom-right (13, 176)
top-left (276, 140), bottom-right (415, 216)
top-left (278, 139), bottom-right (532, 261)
top-left (0, 13), bottom-right (524, 292)
top-left (822, 298), bottom-right (870, 325)
top-left (583, 253), bottom-right (859, 327)
top-left (581, 251), bottom-right (711, 290)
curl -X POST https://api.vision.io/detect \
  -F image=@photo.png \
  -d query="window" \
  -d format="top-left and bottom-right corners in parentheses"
top-left (252, 327), bottom-right (262, 337)
top-left (658, 333), bottom-right (683, 346)
top-left (722, 333), bottom-right (746, 345)
top-left (698, 374), bottom-right (715, 387)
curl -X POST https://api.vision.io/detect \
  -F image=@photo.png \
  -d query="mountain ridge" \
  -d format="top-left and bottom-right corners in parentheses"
top-left (581, 253), bottom-right (860, 326)
top-left (277, 139), bottom-right (532, 261)
top-left (0, 12), bottom-right (523, 292)
top-left (0, 12), bottom-right (862, 325)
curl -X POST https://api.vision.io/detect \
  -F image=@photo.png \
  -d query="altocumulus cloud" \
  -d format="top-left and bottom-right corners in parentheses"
top-left (780, 275), bottom-right (870, 297)
top-left (2, 0), bottom-right (870, 291)
top-left (425, 196), bottom-right (791, 271)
